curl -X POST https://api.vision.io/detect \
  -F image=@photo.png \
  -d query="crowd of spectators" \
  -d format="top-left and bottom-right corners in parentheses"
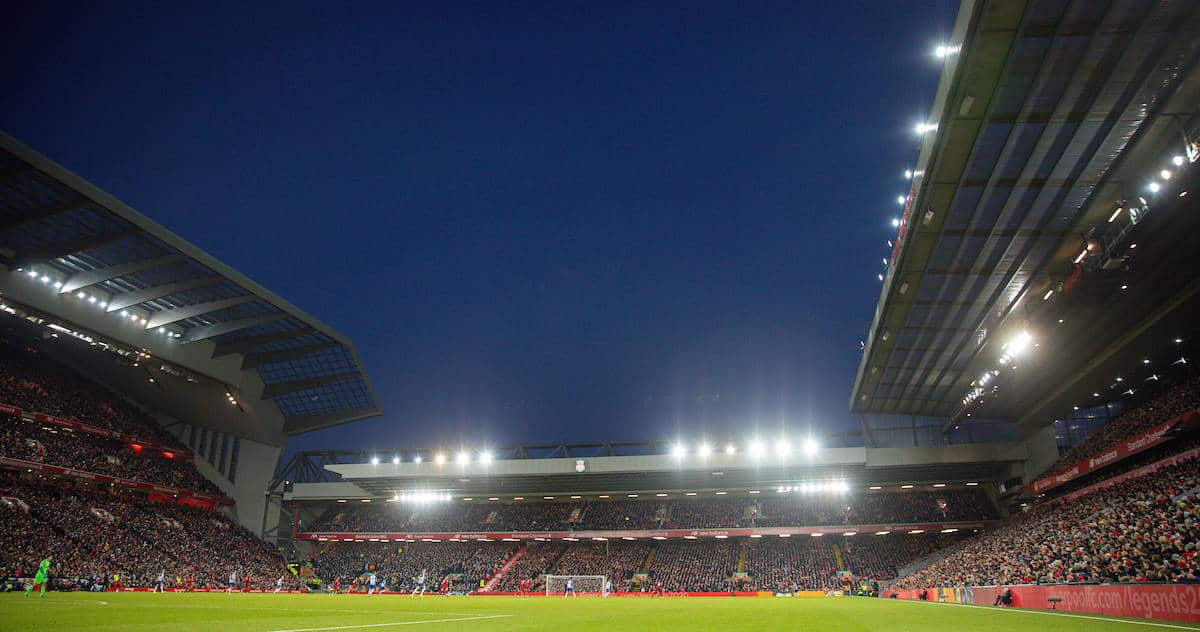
top-left (894, 454), bottom-right (1200, 589)
top-left (0, 342), bottom-right (222, 496)
top-left (1045, 376), bottom-right (1200, 479)
top-left (756, 489), bottom-right (993, 527)
top-left (493, 541), bottom-right (565, 592)
top-left (0, 471), bottom-right (296, 590)
top-left (0, 342), bottom-right (180, 445)
top-left (743, 536), bottom-right (837, 591)
top-left (0, 416), bottom-right (221, 496)
top-left (646, 539), bottom-right (739, 592)
top-left (311, 540), bottom-right (514, 592)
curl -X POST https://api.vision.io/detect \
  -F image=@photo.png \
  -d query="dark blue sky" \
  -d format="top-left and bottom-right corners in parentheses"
top-left (1, 1), bottom-right (956, 452)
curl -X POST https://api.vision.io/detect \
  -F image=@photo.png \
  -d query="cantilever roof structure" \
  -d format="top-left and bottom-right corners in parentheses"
top-left (0, 132), bottom-right (380, 438)
top-left (852, 0), bottom-right (1200, 433)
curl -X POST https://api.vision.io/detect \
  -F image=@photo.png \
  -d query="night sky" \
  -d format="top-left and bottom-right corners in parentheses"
top-left (1, 1), bottom-right (956, 452)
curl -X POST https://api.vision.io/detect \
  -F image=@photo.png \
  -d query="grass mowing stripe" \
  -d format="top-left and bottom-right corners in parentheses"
top-left (269, 614), bottom-right (513, 632)
top-left (891, 598), bottom-right (1200, 630)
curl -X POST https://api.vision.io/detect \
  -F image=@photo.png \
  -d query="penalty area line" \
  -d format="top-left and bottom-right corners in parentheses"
top-left (270, 614), bottom-right (513, 632)
top-left (891, 598), bottom-right (1200, 630)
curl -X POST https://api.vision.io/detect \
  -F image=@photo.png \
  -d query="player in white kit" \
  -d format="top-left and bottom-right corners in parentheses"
top-left (564, 578), bottom-right (575, 597)
top-left (412, 569), bottom-right (426, 596)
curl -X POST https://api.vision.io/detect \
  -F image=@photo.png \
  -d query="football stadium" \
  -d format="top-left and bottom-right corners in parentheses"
top-left (3, 0), bottom-right (1200, 630)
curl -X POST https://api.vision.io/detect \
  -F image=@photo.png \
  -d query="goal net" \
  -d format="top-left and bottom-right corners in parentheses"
top-left (544, 575), bottom-right (606, 596)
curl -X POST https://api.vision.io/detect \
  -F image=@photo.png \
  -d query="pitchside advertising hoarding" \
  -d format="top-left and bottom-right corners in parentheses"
top-left (1030, 409), bottom-right (1199, 494)
top-left (890, 584), bottom-right (1200, 623)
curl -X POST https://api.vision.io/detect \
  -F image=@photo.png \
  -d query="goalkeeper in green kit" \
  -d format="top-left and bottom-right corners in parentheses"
top-left (25, 556), bottom-right (51, 598)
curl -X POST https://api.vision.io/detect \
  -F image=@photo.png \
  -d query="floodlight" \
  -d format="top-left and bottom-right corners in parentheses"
top-left (456, 451), bottom-right (470, 465)
top-left (803, 437), bottom-right (818, 456)
top-left (697, 443), bottom-right (712, 458)
top-left (369, 456), bottom-right (379, 465)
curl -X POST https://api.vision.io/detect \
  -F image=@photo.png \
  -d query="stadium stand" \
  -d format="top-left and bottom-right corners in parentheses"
top-left (893, 453), bottom-right (1200, 588)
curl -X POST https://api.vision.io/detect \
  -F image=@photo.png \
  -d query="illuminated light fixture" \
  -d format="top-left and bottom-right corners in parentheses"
top-left (592, 537), bottom-right (607, 541)
top-left (875, 531), bottom-right (890, 536)
top-left (627, 494), bottom-right (638, 498)
top-left (480, 451), bottom-right (494, 465)
top-left (934, 44), bottom-right (959, 58)
top-left (26, 269), bottom-right (37, 277)
top-left (1129, 243), bottom-right (1137, 249)
top-left (360, 499), bottom-right (371, 503)
top-left (891, 217), bottom-right (901, 228)
top-left (810, 532), bottom-right (823, 537)
top-left (897, 195), bottom-right (907, 205)
top-left (434, 453), bottom-right (446, 465)
top-left (803, 437), bottom-right (818, 456)
top-left (1174, 155), bottom-right (1186, 166)
top-left (1120, 284), bottom-right (1128, 290)
top-left (748, 440), bottom-right (765, 458)
top-left (1008, 330), bottom-right (1033, 356)
top-left (878, 273), bottom-right (884, 281)
top-left (775, 440), bottom-right (791, 457)
top-left (940, 528), bottom-right (959, 533)
top-left (622, 536), bottom-right (636, 541)
top-left (457, 451), bottom-right (470, 465)
top-left (513, 497), bottom-right (524, 501)
top-left (715, 491), bottom-right (727, 495)
top-left (684, 535), bottom-right (698, 540)
top-left (655, 493), bottom-right (668, 497)
top-left (157, 327), bottom-right (165, 333)
top-left (882, 258), bottom-right (888, 266)
top-left (53, 281), bottom-right (63, 288)
top-left (697, 443), bottom-right (712, 458)
top-left (414, 456), bottom-right (422, 464)
top-left (1148, 182), bottom-right (1160, 193)
top-left (487, 497), bottom-right (499, 501)
top-left (932, 483), bottom-right (946, 488)
top-left (369, 456), bottom-right (379, 465)
top-left (714, 534), bottom-right (728, 539)
top-left (1143, 358), bottom-right (1151, 364)
top-left (1176, 338), bottom-right (1184, 344)
top-left (652, 536), bottom-right (667, 540)
top-left (76, 291), bottom-right (85, 299)
top-left (391, 455), bottom-right (400, 464)
top-left (1160, 169), bottom-right (1172, 180)
top-left (685, 492), bottom-right (697, 496)
top-left (99, 301), bottom-right (107, 308)
top-left (778, 534), bottom-right (791, 538)
top-left (671, 444), bottom-right (686, 459)
top-left (724, 444), bottom-right (736, 455)
top-left (570, 495), bottom-right (582, 499)
top-left (749, 534), bottom-right (762, 538)
top-left (598, 494), bottom-right (610, 499)
top-left (748, 490), bottom-right (760, 494)
top-left (336, 499), bottom-right (347, 503)
top-left (900, 484), bottom-right (914, 489)
top-left (1074, 249), bottom-right (1088, 264)
top-left (1108, 207), bottom-right (1123, 223)
top-left (868, 486), bottom-right (882, 490)
top-left (908, 529), bottom-right (925, 534)
top-left (915, 122), bottom-right (936, 135)
top-left (965, 482), bottom-right (978, 486)
top-left (842, 531), bottom-right (858, 537)
top-left (543, 496), bottom-right (555, 500)
top-left (40, 275), bottom-right (50, 283)
top-left (905, 170), bottom-right (913, 179)
top-left (1043, 289), bottom-right (1054, 301)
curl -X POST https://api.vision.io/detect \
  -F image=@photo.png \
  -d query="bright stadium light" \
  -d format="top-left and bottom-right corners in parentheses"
top-left (1161, 169), bottom-right (1172, 180)
top-left (1148, 182), bottom-right (1161, 193)
top-left (748, 439), bottom-right (765, 458)
top-left (414, 455), bottom-right (422, 464)
top-left (671, 444), bottom-right (687, 459)
top-left (434, 453), bottom-right (446, 465)
top-left (803, 437), bottom-right (818, 456)
top-left (904, 169), bottom-right (913, 179)
top-left (891, 217), bottom-right (900, 228)
top-left (369, 456), bottom-right (379, 465)
top-left (897, 195), bottom-right (906, 205)
top-left (697, 443), bottom-right (712, 458)
top-left (1173, 155), bottom-right (1185, 166)
top-left (456, 451), bottom-right (470, 465)
top-left (1007, 330), bottom-right (1033, 356)
top-left (775, 440), bottom-right (790, 457)
top-left (724, 444), bottom-right (736, 456)
top-left (392, 456), bottom-right (400, 464)
top-left (480, 451), bottom-right (494, 465)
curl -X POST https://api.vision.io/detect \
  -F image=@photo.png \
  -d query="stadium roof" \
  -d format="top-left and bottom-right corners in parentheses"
top-left (283, 441), bottom-right (1024, 499)
top-left (0, 132), bottom-right (381, 439)
top-left (852, 0), bottom-right (1200, 435)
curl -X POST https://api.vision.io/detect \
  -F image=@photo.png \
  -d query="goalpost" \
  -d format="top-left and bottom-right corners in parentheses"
top-left (544, 575), bottom-right (607, 596)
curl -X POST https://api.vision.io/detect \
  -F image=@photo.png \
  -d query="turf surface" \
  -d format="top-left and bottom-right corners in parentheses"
top-left (2, 592), bottom-right (1198, 631)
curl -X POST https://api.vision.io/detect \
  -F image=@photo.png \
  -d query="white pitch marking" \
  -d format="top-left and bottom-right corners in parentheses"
top-left (270, 614), bottom-right (512, 632)
top-left (892, 598), bottom-right (1200, 630)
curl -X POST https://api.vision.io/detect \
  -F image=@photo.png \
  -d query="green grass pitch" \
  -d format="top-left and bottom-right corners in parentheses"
top-left (2, 592), bottom-right (1198, 631)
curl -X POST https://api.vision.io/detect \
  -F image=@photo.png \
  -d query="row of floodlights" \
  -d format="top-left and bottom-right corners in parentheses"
top-left (365, 438), bottom-right (824, 467)
top-left (15, 268), bottom-right (182, 338)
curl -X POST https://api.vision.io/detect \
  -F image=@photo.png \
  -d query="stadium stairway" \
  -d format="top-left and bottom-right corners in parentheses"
top-left (639, 547), bottom-right (656, 575)
top-left (832, 544), bottom-right (845, 571)
top-left (736, 542), bottom-right (747, 574)
top-left (482, 545), bottom-right (527, 592)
